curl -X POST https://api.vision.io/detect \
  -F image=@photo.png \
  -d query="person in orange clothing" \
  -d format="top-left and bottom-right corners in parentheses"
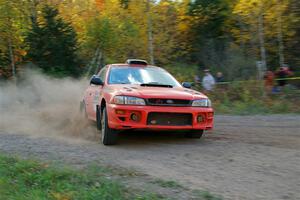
top-left (264, 70), bottom-right (275, 94)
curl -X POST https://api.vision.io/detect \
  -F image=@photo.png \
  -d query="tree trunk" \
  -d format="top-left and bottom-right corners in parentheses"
top-left (146, 0), bottom-right (154, 65)
top-left (30, 0), bottom-right (39, 24)
top-left (95, 50), bottom-right (103, 74)
top-left (237, 17), bottom-right (246, 55)
top-left (8, 39), bottom-right (16, 78)
top-left (86, 47), bottom-right (100, 77)
top-left (258, 13), bottom-right (267, 72)
top-left (277, 0), bottom-right (285, 67)
top-left (258, 7), bottom-right (267, 97)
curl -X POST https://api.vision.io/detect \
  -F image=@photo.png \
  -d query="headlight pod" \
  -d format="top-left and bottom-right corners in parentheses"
top-left (113, 96), bottom-right (146, 105)
top-left (192, 99), bottom-right (212, 107)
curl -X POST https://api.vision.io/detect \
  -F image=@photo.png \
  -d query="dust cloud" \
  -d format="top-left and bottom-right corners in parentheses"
top-left (0, 69), bottom-right (97, 141)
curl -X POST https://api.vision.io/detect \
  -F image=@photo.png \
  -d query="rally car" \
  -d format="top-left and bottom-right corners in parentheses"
top-left (81, 59), bottom-right (214, 145)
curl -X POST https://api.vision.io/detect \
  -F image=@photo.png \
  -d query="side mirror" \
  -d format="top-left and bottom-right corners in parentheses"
top-left (182, 82), bottom-right (192, 88)
top-left (90, 75), bottom-right (104, 86)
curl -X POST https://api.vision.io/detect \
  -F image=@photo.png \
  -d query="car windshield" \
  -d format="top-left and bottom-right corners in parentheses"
top-left (108, 66), bottom-right (181, 87)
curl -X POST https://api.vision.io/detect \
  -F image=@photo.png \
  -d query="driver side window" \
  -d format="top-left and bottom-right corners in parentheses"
top-left (98, 67), bottom-right (107, 82)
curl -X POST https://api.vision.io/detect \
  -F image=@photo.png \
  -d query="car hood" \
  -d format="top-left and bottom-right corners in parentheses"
top-left (107, 84), bottom-right (208, 100)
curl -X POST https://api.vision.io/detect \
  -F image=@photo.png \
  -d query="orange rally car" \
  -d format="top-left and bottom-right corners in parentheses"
top-left (81, 59), bottom-right (214, 145)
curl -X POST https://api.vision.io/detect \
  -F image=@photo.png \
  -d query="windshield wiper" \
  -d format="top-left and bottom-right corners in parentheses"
top-left (140, 82), bottom-right (173, 88)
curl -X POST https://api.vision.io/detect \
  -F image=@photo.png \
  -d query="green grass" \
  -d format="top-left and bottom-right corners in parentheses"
top-left (212, 94), bottom-right (300, 115)
top-left (150, 179), bottom-right (223, 200)
top-left (151, 179), bottom-right (183, 189)
top-left (193, 190), bottom-right (223, 200)
top-left (0, 154), bottom-right (164, 200)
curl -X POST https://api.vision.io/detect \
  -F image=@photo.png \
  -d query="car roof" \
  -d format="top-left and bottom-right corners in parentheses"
top-left (109, 64), bottom-right (160, 68)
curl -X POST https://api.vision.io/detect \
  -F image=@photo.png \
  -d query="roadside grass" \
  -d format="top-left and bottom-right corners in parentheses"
top-left (0, 154), bottom-right (164, 200)
top-left (193, 190), bottom-right (223, 200)
top-left (151, 179), bottom-right (183, 189)
top-left (205, 82), bottom-right (300, 115)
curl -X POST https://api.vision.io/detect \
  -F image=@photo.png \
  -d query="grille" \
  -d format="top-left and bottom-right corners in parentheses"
top-left (147, 112), bottom-right (192, 126)
top-left (147, 99), bottom-right (191, 106)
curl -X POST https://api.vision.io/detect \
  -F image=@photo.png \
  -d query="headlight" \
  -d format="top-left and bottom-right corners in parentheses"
top-left (113, 96), bottom-right (146, 105)
top-left (192, 99), bottom-right (212, 107)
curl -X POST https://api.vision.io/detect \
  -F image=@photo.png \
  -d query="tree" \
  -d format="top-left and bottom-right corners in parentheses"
top-left (188, 0), bottom-right (231, 69)
top-left (0, 0), bottom-right (30, 78)
top-left (285, 0), bottom-right (300, 70)
top-left (120, 0), bottom-right (131, 8)
top-left (26, 5), bottom-right (80, 77)
top-left (85, 16), bottom-right (119, 74)
top-left (146, 0), bottom-right (154, 65)
top-left (232, 0), bottom-right (293, 71)
top-left (84, 0), bottom-right (149, 68)
top-left (152, 0), bottom-right (186, 64)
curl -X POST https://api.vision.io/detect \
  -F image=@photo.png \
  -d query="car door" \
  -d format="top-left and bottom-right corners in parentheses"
top-left (87, 67), bottom-right (107, 120)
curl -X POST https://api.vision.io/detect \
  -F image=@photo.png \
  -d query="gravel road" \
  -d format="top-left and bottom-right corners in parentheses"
top-left (0, 115), bottom-right (300, 200)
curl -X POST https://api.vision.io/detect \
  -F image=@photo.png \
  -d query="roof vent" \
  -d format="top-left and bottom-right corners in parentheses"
top-left (126, 59), bottom-right (148, 65)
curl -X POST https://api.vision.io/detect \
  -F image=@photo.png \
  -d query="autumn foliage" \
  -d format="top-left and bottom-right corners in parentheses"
top-left (0, 0), bottom-right (299, 78)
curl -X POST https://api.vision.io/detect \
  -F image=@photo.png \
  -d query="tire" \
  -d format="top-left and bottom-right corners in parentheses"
top-left (96, 106), bottom-right (101, 130)
top-left (185, 130), bottom-right (204, 139)
top-left (101, 107), bottom-right (118, 145)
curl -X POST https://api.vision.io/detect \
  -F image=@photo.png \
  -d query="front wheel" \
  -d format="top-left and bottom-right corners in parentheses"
top-left (185, 130), bottom-right (204, 139)
top-left (96, 106), bottom-right (101, 130)
top-left (101, 107), bottom-right (118, 145)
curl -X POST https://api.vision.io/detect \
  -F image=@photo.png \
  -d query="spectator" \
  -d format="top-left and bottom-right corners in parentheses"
top-left (202, 69), bottom-right (215, 91)
top-left (216, 72), bottom-right (224, 83)
top-left (283, 65), bottom-right (293, 76)
top-left (264, 71), bottom-right (275, 94)
top-left (194, 74), bottom-right (201, 85)
top-left (276, 67), bottom-right (290, 88)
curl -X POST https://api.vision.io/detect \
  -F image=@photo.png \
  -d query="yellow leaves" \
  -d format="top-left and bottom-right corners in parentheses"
top-left (51, 192), bottom-right (72, 200)
top-left (233, 0), bottom-right (271, 16)
top-left (160, 1), bottom-right (170, 7)
top-left (177, 22), bottom-right (189, 32)
top-left (95, 0), bottom-right (106, 11)
top-left (233, 0), bottom-right (292, 37)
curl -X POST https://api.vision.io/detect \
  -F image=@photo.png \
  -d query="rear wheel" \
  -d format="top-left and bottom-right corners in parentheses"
top-left (101, 107), bottom-right (118, 145)
top-left (185, 130), bottom-right (204, 139)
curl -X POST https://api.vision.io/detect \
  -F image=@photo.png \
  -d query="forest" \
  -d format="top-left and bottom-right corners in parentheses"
top-left (0, 0), bottom-right (299, 80)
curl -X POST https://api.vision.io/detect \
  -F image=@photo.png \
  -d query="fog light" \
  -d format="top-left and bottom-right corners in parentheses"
top-left (130, 113), bottom-right (140, 122)
top-left (197, 115), bottom-right (204, 123)
top-left (116, 109), bottom-right (126, 115)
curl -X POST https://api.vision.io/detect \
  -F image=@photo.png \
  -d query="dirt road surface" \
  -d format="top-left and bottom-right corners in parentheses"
top-left (0, 115), bottom-right (300, 200)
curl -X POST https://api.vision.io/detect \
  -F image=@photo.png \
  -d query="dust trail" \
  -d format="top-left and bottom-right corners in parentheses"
top-left (0, 69), bottom-right (97, 140)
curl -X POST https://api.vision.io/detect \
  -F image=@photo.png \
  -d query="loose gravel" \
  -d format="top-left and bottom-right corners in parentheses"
top-left (0, 115), bottom-right (300, 200)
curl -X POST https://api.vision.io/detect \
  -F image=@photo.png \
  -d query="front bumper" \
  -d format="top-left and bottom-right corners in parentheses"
top-left (106, 104), bottom-right (214, 131)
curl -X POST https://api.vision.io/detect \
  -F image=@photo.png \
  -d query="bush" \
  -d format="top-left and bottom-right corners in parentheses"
top-left (209, 82), bottom-right (300, 114)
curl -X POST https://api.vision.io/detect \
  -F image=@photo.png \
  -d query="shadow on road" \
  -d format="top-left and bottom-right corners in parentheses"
top-left (112, 130), bottom-right (211, 147)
